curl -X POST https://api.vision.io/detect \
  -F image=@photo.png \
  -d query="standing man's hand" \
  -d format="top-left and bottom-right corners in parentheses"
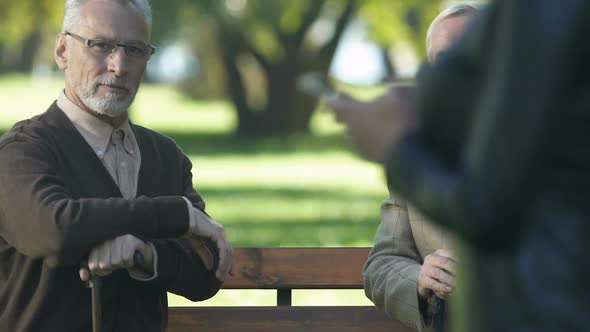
top-left (188, 209), bottom-right (235, 282)
top-left (79, 234), bottom-right (154, 281)
top-left (326, 85), bottom-right (417, 163)
top-left (418, 249), bottom-right (457, 300)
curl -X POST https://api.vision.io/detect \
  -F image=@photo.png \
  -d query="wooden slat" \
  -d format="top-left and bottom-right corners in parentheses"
top-left (224, 248), bottom-right (370, 289)
top-left (167, 306), bottom-right (413, 332)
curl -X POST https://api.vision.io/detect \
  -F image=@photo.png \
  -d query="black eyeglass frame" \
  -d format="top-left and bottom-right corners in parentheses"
top-left (64, 31), bottom-right (156, 59)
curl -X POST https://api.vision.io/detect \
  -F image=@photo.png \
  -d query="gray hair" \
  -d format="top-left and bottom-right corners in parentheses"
top-left (426, 2), bottom-right (483, 61)
top-left (61, 0), bottom-right (152, 37)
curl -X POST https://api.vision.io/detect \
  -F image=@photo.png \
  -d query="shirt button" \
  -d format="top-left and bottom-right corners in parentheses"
top-left (121, 161), bottom-right (127, 167)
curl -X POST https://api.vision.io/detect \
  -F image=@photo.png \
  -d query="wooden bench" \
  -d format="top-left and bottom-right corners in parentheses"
top-left (168, 247), bottom-right (413, 332)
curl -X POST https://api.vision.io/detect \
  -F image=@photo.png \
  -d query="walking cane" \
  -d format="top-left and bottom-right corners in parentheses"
top-left (85, 251), bottom-right (145, 332)
top-left (87, 271), bottom-right (102, 332)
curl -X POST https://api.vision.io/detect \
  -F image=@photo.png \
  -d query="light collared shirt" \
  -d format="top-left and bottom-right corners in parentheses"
top-left (58, 92), bottom-right (158, 281)
top-left (57, 92), bottom-right (205, 279)
top-left (58, 92), bottom-right (141, 198)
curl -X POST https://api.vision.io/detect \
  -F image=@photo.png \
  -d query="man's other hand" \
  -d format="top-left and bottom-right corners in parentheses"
top-left (326, 86), bottom-right (417, 163)
top-left (189, 209), bottom-right (235, 282)
top-left (417, 249), bottom-right (457, 300)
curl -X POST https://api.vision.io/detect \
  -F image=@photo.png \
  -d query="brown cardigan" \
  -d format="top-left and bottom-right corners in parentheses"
top-left (0, 103), bottom-right (221, 332)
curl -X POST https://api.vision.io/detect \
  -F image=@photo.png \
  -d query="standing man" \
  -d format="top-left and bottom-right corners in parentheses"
top-left (361, 4), bottom-right (481, 332)
top-left (329, 1), bottom-right (590, 331)
top-left (0, 1), bottom-right (234, 331)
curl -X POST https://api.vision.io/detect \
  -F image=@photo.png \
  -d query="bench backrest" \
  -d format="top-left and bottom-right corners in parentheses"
top-left (168, 247), bottom-right (413, 332)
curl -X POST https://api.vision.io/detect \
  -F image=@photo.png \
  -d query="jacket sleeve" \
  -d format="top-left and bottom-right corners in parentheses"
top-left (0, 134), bottom-right (189, 267)
top-left (147, 153), bottom-right (221, 301)
top-left (363, 195), bottom-right (426, 331)
top-left (386, 1), bottom-right (581, 250)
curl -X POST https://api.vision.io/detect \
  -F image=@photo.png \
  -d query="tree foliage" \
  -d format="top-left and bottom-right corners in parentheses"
top-left (0, 0), bottom-right (61, 45)
top-left (359, 0), bottom-right (442, 58)
top-left (1, 0), bottom-right (478, 136)
top-left (188, 0), bottom-right (358, 136)
top-left (0, 0), bottom-right (62, 71)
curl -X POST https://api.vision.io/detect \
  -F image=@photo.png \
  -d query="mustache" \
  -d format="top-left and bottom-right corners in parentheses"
top-left (93, 79), bottom-right (134, 93)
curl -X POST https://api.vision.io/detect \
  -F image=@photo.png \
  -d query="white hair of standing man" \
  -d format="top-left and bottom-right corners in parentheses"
top-left (61, 0), bottom-right (153, 38)
top-left (426, 2), bottom-right (483, 61)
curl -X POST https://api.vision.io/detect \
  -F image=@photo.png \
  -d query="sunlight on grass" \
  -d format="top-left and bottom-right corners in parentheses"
top-left (293, 290), bottom-right (374, 306)
top-left (168, 290), bottom-right (373, 307)
top-left (188, 152), bottom-right (387, 246)
top-left (190, 152), bottom-right (385, 188)
top-left (0, 75), bottom-right (65, 127)
top-left (169, 290), bottom-right (276, 307)
top-left (132, 84), bottom-right (237, 134)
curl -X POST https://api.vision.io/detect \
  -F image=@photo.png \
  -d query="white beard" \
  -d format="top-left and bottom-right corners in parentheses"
top-left (75, 79), bottom-right (138, 117)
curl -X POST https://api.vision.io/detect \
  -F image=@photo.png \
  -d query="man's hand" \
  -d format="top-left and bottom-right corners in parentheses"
top-left (326, 86), bottom-right (417, 163)
top-left (189, 209), bottom-right (235, 282)
top-left (417, 249), bottom-right (457, 300)
top-left (79, 234), bottom-right (154, 281)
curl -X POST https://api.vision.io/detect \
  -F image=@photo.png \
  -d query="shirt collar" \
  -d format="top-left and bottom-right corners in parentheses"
top-left (57, 91), bottom-right (138, 157)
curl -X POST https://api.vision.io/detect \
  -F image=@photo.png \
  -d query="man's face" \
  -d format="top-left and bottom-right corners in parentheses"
top-left (429, 14), bottom-right (474, 63)
top-left (57, 0), bottom-right (150, 117)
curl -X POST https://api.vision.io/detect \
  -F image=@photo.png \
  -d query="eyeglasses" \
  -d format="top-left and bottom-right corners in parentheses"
top-left (64, 31), bottom-right (155, 60)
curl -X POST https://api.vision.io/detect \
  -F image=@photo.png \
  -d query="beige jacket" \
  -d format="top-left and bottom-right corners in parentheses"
top-left (363, 194), bottom-right (455, 332)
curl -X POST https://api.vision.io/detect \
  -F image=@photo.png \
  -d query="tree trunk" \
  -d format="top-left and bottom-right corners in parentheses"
top-left (381, 46), bottom-right (397, 81)
top-left (214, 0), bottom-right (358, 137)
top-left (2, 30), bottom-right (43, 73)
top-left (220, 43), bottom-right (262, 136)
top-left (235, 75), bottom-right (317, 137)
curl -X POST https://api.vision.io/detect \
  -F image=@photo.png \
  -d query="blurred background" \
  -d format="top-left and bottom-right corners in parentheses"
top-left (0, 0), bottom-right (478, 306)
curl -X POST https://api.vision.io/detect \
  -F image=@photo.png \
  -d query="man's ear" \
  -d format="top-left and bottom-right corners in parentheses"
top-left (54, 33), bottom-right (68, 70)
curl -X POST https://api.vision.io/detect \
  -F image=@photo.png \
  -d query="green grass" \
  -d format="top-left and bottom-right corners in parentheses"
top-left (0, 74), bottom-right (389, 306)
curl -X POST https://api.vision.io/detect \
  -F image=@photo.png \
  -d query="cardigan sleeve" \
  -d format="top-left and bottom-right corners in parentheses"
top-left (147, 152), bottom-right (222, 301)
top-left (0, 132), bottom-right (190, 267)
